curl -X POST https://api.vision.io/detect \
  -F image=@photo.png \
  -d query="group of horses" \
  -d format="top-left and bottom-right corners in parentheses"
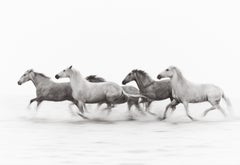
top-left (18, 66), bottom-right (232, 121)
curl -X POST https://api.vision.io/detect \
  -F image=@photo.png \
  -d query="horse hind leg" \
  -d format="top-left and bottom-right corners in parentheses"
top-left (202, 106), bottom-right (216, 117)
top-left (102, 103), bottom-right (113, 116)
top-left (127, 102), bottom-right (135, 120)
top-left (144, 101), bottom-right (156, 116)
top-left (216, 104), bottom-right (227, 117)
top-left (162, 99), bottom-right (178, 120)
top-left (208, 99), bottom-right (227, 117)
top-left (132, 101), bottom-right (146, 115)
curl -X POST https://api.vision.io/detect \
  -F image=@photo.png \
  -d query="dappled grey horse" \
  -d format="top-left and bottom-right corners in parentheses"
top-left (17, 69), bottom-right (88, 119)
top-left (122, 69), bottom-right (175, 114)
top-left (86, 75), bottom-right (149, 114)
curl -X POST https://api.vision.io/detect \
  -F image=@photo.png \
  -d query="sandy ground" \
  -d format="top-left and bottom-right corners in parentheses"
top-left (0, 96), bottom-right (240, 165)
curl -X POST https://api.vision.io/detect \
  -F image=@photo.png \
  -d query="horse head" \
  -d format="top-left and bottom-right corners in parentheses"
top-left (55, 66), bottom-right (73, 79)
top-left (18, 69), bottom-right (34, 85)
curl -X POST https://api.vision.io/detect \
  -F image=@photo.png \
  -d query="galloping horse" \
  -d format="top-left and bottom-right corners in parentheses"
top-left (86, 75), bottom-right (149, 113)
top-left (17, 69), bottom-right (88, 119)
top-left (55, 66), bottom-right (145, 115)
top-left (122, 69), bottom-right (175, 113)
top-left (157, 66), bottom-right (232, 120)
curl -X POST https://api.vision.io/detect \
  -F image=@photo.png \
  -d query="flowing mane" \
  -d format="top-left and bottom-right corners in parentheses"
top-left (132, 69), bottom-right (152, 80)
top-left (170, 66), bottom-right (185, 81)
top-left (86, 75), bottom-right (106, 82)
top-left (35, 72), bottom-right (50, 79)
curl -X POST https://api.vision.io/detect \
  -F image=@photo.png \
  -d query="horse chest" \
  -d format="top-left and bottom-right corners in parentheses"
top-left (72, 90), bottom-right (86, 101)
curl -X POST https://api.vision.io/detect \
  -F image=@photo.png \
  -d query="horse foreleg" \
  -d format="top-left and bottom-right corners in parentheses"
top-left (36, 101), bottom-right (43, 111)
top-left (183, 102), bottom-right (196, 121)
top-left (29, 98), bottom-right (37, 105)
top-left (162, 103), bottom-right (171, 120)
top-left (76, 101), bottom-right (88, 119)
top-left (162, 99), bottom-right (178, 120)
top-left (77, 101), bottom-right (84, 114)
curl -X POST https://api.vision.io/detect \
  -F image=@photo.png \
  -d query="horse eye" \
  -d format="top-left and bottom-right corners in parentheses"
top-left (63, 70), bottom-right (65, 72)
top-left (23, 74), bottom-right (26, 76)
top-left (166, 69), bottom-right (169, 71)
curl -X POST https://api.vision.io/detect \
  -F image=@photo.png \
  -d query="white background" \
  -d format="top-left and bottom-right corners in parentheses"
top-left (1, 1), bottom-right (240, 165)
top-left (0, 0), bottom-right (240, 97)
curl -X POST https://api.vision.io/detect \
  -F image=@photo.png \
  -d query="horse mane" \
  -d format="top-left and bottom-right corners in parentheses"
top-left (171, 66), bottom-right (185, 81)
top-left (86, 75), bottom-right (106, 82)
top-left (35, 72), bottom-right (50, 79)
top-left (132, 69), bottom-right (152, 79)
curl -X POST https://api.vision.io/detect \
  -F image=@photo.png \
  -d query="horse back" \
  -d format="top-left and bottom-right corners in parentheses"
top-left (36, 82), bottom-right (74, 101)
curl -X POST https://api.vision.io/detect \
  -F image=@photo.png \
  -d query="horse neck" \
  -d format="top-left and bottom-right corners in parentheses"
top-left (69, 70), bottom-right (88, 90)
top-left (171, 70), bottom-right (188, 91)
top-left (31, 73), bottom-right (50, 88)
top-left (135, 73), bottom-right (154, 91)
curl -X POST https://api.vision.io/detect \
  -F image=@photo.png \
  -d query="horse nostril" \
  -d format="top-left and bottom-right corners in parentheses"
top-left (122, 80), bottom-right (126, 85)
top-left (55, 75), bottom-right (59, 79)
top-left (17, 81), bottom-right (21, 85)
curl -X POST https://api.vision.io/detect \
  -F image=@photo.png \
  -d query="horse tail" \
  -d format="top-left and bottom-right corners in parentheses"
top-left (222, 92), bottom-right (232, 112)
top-left (122, 90), bottom-right (147, 100)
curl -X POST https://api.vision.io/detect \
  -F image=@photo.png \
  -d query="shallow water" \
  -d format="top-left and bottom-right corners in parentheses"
top-left (1, 96), bottom-right (240, 165)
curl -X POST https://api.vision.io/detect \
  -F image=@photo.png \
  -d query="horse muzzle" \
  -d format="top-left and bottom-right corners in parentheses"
top-left (122, 80), bottom-right (127, 85)
top-left (157, 74), bottom-right (162, 80)
top-left (55, 74), bottom-right (60, 79)
top-left (17, 81), bottom-right (22, 85)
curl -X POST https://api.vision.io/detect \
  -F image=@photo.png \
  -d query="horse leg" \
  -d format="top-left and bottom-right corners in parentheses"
top-left (133, 101), bottom-right (146, 115)
top-left (162, 99), bottom-right (178, 120)
top-left (127, 102), bottom-right (135, 120)
top-left (202, 106), bottom-right (216, 117)
top-left (97, 103), bottom-right (103, 109)
top-left (106, 103), bottom-right (113, 115)
top-left (76, 101), bottom-right (88, 119)
top-left (29, 98), bottom-right (37, 105)
top-left (145, 101), bottom-right (156, 116)
top-left (68, 103), bottom-right (77, 116)
top-left (83, 103), bottom-right (88, 113)
top-left (183, 102), bottom-right (196, 121)
top-left (216, 104), bottom-right (227, 117)
top-left (77, 101), bottom-right (84, 114)
top-left (35, 97), bottom-right (44, 111)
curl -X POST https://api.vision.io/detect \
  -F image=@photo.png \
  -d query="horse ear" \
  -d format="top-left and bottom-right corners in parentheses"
top-left (69, 65), bottom-right (72, 69)
top-left (29, 69), bottom-right (34, 72)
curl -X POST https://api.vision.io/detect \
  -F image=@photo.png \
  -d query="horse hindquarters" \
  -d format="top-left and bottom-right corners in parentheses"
top-left (105, 85), bottom-right (123, 103)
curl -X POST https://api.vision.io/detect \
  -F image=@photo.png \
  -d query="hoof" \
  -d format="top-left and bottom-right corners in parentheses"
top-left (128, 115), bottom-right (136, 121)
top-left (77, 113), bottom-right (89, 120)
top-left (158, 116), bottom-right (166, 121)
top-left (147, 111), bottom-right (157, 116)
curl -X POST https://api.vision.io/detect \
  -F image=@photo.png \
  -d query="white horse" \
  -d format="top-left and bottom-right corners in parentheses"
top-left (157, 66), bottom-right (232, 120)
top-left (55, 66), bottom-right (145, 114)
